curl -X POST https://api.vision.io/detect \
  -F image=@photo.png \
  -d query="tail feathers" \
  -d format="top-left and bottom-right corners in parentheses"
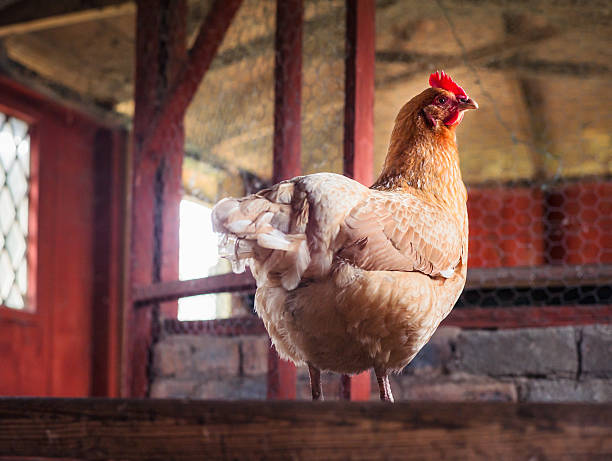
top-left (212, 190), bottom-right (311, 290)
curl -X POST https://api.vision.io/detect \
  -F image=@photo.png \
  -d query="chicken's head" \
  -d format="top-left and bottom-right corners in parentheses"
top-left (422, 71), bottom-right (478, 129)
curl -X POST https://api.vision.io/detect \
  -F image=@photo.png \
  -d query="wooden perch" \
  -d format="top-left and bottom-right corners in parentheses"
top-left (0, 398), bottom-right (610, 460)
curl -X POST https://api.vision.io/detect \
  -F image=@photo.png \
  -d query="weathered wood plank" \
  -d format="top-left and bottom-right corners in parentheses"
top-left (465, 264), bottom-right (612, 290)
top-left (0, 0), bottom-right (133, 37)
top-left (133, 271), bottom-right (256, 305)
top-left (341, 0), bottom-right (376, 400)
top-left (132, 264), bottom-right (612, 305)
top-left (444, 305), bottom-right (612, 329)
top-left (343, 0), bottom-right (375, 186)
top-left (161, 304), bottom-right (612, 338)
top-left (126, 0), bottom-right (187, 397)
top-left (0, 399), bottom-right (610, 460)
top-left (267, 0), bottom-right (304, 399)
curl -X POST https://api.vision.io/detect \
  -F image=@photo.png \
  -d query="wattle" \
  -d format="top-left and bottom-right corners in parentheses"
top-left (444, 110), bottom-right (464, 126)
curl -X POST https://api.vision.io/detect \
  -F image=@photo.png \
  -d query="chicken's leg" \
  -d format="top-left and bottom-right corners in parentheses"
top-left (308, 363), bottom-right (323, 401)
top-left (375, 369), bottom-right (394, 402)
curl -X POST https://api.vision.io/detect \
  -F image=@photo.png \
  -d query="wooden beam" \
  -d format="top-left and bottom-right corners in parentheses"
top-left (377, 24), bottom-right (556, 86)
top-left (343, 0), bottom-right (375, 185)
top-left (158, 305), bottom-right (612, 337)
top-left (0, 0), bottom-right (134, 37)
top-left (465, 264), bottom-right (612, 290)
top-left (1, 398), bottom-right (611, 460)
top-left (91, 128), bottom-right (127, 398)
top-left (341, 0), bottom-right (376, 401)
top-left (266, 0), bottom-right (304, 399)
top-left (125, 0), bottom-right (187, 398)
top-left (159, 304), bottom-right (612, 340)
top-left (272, 0), bottom-right (303, 184)
top-left (133, 271), bottom-right (256, 305)
top-left (444, 305), bottom-right (612, 329)
top-left (130, 263), bottom-right (612, 306)
top-left (137, 0), bottom-right (243, 160)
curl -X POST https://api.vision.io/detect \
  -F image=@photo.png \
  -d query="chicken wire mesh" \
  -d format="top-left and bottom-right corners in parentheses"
top-left (140, 0), bottom-right (612, 400)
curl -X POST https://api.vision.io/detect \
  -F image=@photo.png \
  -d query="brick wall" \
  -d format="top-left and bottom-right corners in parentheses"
top-left (150, 325), bottom-right (612, 402)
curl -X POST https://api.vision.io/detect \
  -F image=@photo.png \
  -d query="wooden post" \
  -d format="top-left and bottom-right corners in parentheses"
top-left (343, 0), bottom-right (375, 185)
top-left (266, 0), bottom-right (303, 399)
top-left (125, 0), bottom-right (242, 397)
top-left (340, 0), bottom-right (375, 401)
top-left (125, 0), bottom-right (186, 397)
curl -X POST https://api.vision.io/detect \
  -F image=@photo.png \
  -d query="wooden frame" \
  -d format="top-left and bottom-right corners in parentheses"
top-left (0, 98), bottom-right (40, 314)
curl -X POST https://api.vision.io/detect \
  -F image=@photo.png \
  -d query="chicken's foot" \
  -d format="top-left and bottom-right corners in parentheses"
top-left (375, 369), bottom-right (394, 402)
top-left (308, 363), bottom-right (323, 401)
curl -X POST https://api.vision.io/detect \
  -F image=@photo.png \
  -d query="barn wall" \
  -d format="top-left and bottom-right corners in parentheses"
top-left (150, 325), bottom-right (612, 402)
top-left (0, 77), bottom-right (126, 397)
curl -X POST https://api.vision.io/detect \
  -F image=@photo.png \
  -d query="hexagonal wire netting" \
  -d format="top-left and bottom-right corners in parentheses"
top-left (148, 0), bottom-right (610, 400)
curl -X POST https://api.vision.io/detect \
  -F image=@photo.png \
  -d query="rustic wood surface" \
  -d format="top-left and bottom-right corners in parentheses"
top-left (0, 398), bottom-right (611, 460)
top-left (132, 264), bottom-right (612, 305)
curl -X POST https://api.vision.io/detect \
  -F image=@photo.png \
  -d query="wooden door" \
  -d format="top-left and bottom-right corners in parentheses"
top-left (0, 78), bottom-right (125, 397)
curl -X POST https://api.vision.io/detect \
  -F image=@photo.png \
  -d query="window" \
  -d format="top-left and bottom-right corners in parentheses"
top-left (178, 198), bottom-right (231, 320)
top-left (0, 112), bottom-right (31, 310)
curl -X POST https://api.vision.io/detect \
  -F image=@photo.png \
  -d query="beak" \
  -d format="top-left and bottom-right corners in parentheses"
top-left (459, 98), bottom-right (478, 110)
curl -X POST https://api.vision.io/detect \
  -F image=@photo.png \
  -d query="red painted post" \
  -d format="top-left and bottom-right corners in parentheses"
top-left (343, 0), bottom-right (375, 186)
top-left (140, 0), bottom-right (243, 158)
top-left (266, 0), bottom-right (304, 400)
top-left (125, 0), bottom-right (187, 397)
top-left (341, 0), bottom-right (375, 401)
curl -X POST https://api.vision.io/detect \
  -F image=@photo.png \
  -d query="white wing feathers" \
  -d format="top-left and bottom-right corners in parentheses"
top-left (212, 172), bottom-right (464, 290)
top-left (211, 173), bottom-right (368, 289)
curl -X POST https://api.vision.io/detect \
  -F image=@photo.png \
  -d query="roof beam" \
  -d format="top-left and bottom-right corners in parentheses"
top-left (0, 0), bottom-right (134, 37)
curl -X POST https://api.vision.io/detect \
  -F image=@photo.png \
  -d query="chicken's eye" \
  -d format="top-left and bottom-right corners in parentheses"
top-left (435, 96), bottom-right (447, 105)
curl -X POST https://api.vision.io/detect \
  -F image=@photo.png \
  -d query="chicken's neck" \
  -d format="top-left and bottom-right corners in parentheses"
top-left (372, 111), bottom-right (466, 214)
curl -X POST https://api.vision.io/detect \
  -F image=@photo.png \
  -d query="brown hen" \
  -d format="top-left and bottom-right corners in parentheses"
top-left (212, 71), bottom-right (477, 401)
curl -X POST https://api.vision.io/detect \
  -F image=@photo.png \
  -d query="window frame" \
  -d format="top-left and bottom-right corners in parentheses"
top-left (0, 100), bottom-right (40, 314)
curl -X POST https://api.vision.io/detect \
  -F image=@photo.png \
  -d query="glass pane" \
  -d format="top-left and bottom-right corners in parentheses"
top-left (7, 161), bottom-right (27, 205)
top-left (0, 187), bottom-right (15, 236)
top-left (0, 128), bottom-right (16, 171)
top-left (6, 223), bottom-right (26, 270)
top-left (0, 113), bottom-right (30, 310)
top-left (178, 198), bottom-right (233, 320)
top-left (17, 135), bottom-right (30, 176)
top-left (17, 258), bottom-right (27, 295)
top-left (6, 284), bottom-right (23, 309)
top-left (0, 250), bottom-right (14, 299)
top-left (9, 117), bottom-right (28, 143)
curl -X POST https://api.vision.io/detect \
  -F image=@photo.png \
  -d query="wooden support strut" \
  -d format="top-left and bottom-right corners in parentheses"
top-left (137, 0), bottom-right (243, 160)
top-left (266, 0), bottom-right (304, 400)
top-left (340, 0), bottom-right (375, 401)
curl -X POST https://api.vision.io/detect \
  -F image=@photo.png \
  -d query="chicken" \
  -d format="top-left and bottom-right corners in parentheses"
top-left (212, 71), bottom-right (477, 402)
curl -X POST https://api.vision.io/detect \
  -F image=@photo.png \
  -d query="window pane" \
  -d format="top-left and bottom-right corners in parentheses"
top-left (0, 113), bottom-right (30, 310)
top-left (178, 198), bottom-right (233, 320)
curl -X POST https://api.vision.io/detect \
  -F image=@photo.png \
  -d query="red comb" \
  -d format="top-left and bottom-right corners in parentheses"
top-left (429, 71), bottom-right (467, 98)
